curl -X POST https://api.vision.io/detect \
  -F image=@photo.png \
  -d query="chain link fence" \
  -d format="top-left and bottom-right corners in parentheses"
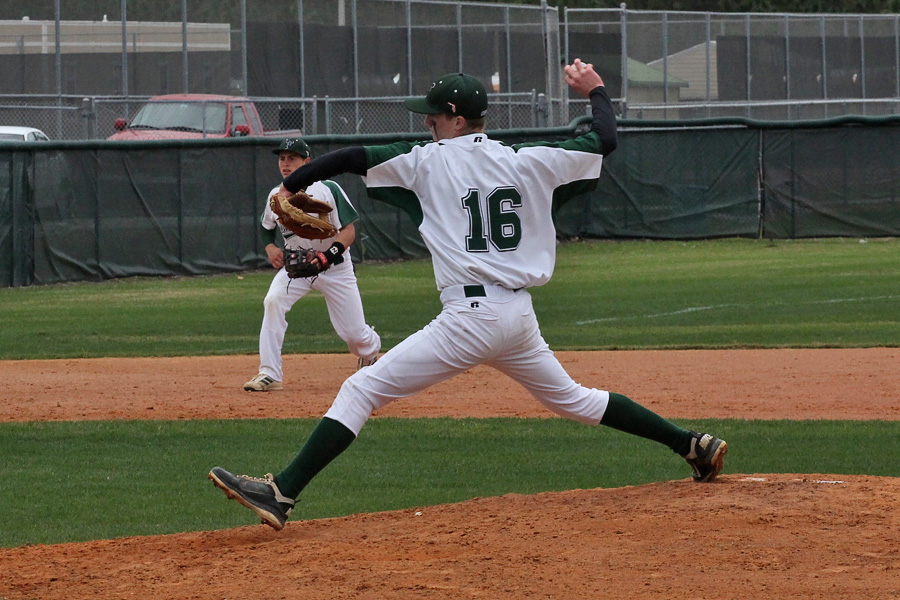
top-left (564, 9), bottom-right (900, 121)
top-left (0, 92), bottom-right (552, 140)
top-left (251, 92), bottom-right (549, 136)
top-left (2, 2), bottom-right (899, 139)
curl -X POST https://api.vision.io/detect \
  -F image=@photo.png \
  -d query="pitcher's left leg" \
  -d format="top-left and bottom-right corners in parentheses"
top-left (274, 303), bottom-right (497, 499)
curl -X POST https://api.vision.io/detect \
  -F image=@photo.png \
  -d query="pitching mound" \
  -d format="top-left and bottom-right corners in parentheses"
top-left (2, 473), bottom-right (898, 599)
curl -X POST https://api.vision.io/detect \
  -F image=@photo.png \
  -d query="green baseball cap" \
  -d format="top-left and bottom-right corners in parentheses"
top-left (273, 137), bottom-right (310, 157)
top-left (404, 73), bottom-right (488, 119)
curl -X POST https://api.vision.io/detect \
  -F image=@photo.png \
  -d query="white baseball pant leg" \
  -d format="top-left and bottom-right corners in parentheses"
top-left (325, 286), bottom-right (609, 435)
top-left (258, 268), bottom-right (314, 382)
top-left (313, 261), bottom-right (381, 362)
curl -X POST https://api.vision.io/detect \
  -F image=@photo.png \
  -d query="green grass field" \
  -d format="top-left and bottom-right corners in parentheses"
top-left (1, 238), bottom-right (898, 548)
top-left (4, 418), bottom-right (899, 548)
top-left (0, 238), bottom-right (897, 359)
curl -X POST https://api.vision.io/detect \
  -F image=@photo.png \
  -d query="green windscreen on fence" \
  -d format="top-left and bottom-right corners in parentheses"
top-left (30, 145), bottom-right (267, 284)
top-left (0, 151), bottom-right (35, 287)
top-left (762, 127), bottom-right (900, 238)
top-left (556, 127), bottom-right (761, 239)
top-left (2, 116), bottom-right (900, 287)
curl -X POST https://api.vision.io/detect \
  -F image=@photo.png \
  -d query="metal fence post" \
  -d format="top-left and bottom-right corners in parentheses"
top-left (352, 0), bottom-right (360, 133)
top-left (859, 16), bottom-right (866, 114)
top-left (541, 0), bottom-right (560, 127)
top-left (745, 12), bottom-right (751, 113)
top-left (81, 97), bottom-right (96, 139)
top-left (562, 6), bottom-right (570, 124)
top-left (820, 16), bottom-right (828, 104)
top-left (55, 0), bottom-right (63, 138)
top-left (620, 3), bottom-right (628, 118)
top-left (457, 3), bottom-right (463, 71)
top-left (54, 0), bottom-right (61, 97)
top-left (784, 15), bottom-right (791, 103)
top-left (894, 15), bottom-right (900, 101)
top-left (241, 0), bottom-right (248, 94)
top-left (182, 0), bottom-right (189, 92)
top-left (505, 7), bottom-right (512, 127)
top-left (536, 91), bottom-right (549, 128)
top-left (406, 0), bottom-right (414, 132)
top-left (298, 0), bottom-right (305, 98)
top-left (705, 12), bottom-right (711, 106)
top-left (662, 11), bottom-right (669, 109)
top-left (16, 35), bottom-right (24, 94)
top-left (121, 0), bottom-right (128, 97)
top-left (325, 96), bottom-right (332, 135)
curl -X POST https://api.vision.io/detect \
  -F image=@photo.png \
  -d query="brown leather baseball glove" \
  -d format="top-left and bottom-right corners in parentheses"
top-left (270, 190), bottom-right (338, 240)
top-left (282, 247), bottom-right (320, 278)
top-left (283, 244), bottom-right (345, 279)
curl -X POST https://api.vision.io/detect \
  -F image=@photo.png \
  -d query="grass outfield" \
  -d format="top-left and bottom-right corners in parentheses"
top-left (0, 237), bottom-right (898, 359)
top-left (1, 238), bottom-right (897, 547)
top-left (3, 418), bottom-right (899, 548)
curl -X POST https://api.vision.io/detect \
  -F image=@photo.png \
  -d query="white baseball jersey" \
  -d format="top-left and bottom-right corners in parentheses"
top-left (256, 179), bottom-right (379, 382)
top-left (324, 130), bottom-right (611, 435)
top-left (363, 133), bottom-right (603, 290)
top-left (261, 180), bottom-right (359, 259)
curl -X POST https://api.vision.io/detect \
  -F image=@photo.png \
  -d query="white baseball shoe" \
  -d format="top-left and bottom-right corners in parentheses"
top-left (357, 356), bottom-right (378, 370)
top-left (243, 373), bottom-right (283, 392)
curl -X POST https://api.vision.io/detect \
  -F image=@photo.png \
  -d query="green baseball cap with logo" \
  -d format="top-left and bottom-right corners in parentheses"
top-left (404, 73), bottom-right (488, 119)
top-left (273, 137), bottom-right (311, 157)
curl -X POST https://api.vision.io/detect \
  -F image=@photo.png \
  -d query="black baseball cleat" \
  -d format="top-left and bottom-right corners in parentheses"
top-left (683, 431), bottom-right (728, 482)
top-left (208, 467), bottom-right (295, 530)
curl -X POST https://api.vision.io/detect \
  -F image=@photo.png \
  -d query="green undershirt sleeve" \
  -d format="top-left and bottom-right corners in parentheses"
top-left (261, 224), bottom-right (276, 246)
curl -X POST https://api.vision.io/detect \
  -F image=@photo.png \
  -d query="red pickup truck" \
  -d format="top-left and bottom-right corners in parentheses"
top-left (108, 94), bottom-right (299, 140)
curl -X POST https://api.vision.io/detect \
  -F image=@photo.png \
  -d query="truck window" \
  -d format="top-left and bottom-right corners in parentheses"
top-left (243, 103), bottom-right (264, 133)
top-left (130, 101), bottom-right (228, 134)
top-left (232, 105), bottom-right (247, 130)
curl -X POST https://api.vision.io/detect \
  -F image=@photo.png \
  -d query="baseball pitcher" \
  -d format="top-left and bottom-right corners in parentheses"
top-left (212, 62), bottom-right (727, 530)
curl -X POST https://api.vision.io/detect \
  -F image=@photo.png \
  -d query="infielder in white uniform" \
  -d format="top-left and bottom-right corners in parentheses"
top-left (243, 138), bottom-right (381, 392)
top-left (212, 61), bottom-right (728, 530)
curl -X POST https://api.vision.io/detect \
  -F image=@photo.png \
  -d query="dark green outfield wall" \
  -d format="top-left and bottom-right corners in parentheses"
top-left (3, 115), bottom-right (899, 286)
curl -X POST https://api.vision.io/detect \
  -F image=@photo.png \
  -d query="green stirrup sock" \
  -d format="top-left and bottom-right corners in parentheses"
top-left (274, 417), bottom-right (356, 499)
top-left (600, 393), bottom-right (692, 456)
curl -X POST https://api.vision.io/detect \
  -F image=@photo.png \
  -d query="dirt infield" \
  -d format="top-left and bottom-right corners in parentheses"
top-left (1, 348), bottom-right (899, 599)
top-left (3, 348), bottom-right (899, 422)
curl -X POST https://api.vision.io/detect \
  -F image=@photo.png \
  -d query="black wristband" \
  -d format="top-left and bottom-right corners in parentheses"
top-left (325, 241), bottom-right (345, 265)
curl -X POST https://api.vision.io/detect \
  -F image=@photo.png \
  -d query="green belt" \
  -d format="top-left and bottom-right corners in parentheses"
top-left (463, 285), bottom-right (486, 298)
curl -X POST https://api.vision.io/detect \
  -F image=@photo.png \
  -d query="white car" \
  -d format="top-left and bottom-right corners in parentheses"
top-left (0, 126), bottom-right (50, 141)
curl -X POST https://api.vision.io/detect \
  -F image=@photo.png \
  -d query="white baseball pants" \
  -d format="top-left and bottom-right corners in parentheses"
top-left (258, 262), bottom-right (381, 382)
top-left (325, 284), bottom-right (610, 435)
